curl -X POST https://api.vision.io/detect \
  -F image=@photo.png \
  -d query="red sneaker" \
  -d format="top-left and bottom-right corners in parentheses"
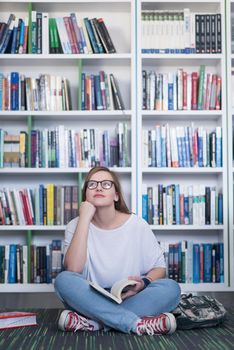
top-left (136, 313), bottom-right (177, 335)
top-left (58, 310), bottom-right (96, 332)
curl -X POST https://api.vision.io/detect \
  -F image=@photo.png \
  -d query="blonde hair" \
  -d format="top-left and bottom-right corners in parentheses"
top-left (82, 166), bottom-right (130, 214)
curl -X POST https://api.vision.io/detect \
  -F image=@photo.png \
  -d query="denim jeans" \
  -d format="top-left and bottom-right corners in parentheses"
top-left (54, 271), bottom-right (181, 334)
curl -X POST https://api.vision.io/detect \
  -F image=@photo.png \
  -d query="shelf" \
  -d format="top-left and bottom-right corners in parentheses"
top-left (142, 110), bottom-right (222, 117)
top-left (0, 0), bottom-right (231, 293)
top-left (143, 168), bottom-right (223, 174)
top-left (0, 226), bottom-right (66, 231)
top-left (142, 54), bottom-right (223, 60)
top-left (0, 54), bottom-right (132, 60)
top-left (142, 55), bottom-right (223, 66)
top-left (0, 110), bottom-right (132, 118)
top-left (0, 284), bottom-right (55, 293)
top-left (0, 167), bottom-right (132, 174)
top-left (142, 110), bottom-right (223, 121)
top-left (141, 0), bottom-right (222, 3)
top-left (151, 225), bottom-right (224, 230)
top-left (180, 283), bottom-right (228, 293)
top-left (0, 283), bottom-right (228, 293)
top-left (2, 0), bottom-right (132, 4)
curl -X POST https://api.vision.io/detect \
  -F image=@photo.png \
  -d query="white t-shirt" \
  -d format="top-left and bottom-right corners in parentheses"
top-left (64, 214), bottom-right (166, 288)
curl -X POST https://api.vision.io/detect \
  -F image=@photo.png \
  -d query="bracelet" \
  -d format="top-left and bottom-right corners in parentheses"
top-left (141, 277), bottom-right (151, 289)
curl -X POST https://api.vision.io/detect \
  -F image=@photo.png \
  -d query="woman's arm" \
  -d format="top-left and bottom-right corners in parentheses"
top-left (145, 267), bottom-right (166, 281)
top-left (64, 201), bottom-right (96, 273)
top-left (121, 267), bottom-right (166, 300)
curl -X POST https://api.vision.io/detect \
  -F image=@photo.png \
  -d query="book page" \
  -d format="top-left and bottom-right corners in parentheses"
top-left (110, 279), bottom-right (137, 300)
top-left (89, 281), bottom-right (122, 304)
top-left (0, 315), bottom-right (37, 329)
top-left (89, 279), bottom-right (137, 304)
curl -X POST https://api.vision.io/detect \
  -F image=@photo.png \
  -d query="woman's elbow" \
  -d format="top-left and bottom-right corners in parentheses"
top-left (64, 261), bottom-right (84, 274)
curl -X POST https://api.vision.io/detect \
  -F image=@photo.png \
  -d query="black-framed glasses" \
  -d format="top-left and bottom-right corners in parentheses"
top-left (86, 180), bottom-right (115, 190)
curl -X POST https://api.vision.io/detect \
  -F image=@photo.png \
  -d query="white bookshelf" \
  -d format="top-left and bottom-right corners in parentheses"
top-left (226, 0), bottom-right (234, 291)
top-left (0, 0), bottom-right (136, 292)
top-left (0, 226), bottom-right (67, 231)
top-left (0, 284), bottom-right (55, 293)
top-left (137, 0), bottom-right (229, 291)
top-left (0, 0), bottom-right (233, 293)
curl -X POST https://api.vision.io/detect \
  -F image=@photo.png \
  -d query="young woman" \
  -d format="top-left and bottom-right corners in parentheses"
top-left (55, 166), bottom-right (181, 335)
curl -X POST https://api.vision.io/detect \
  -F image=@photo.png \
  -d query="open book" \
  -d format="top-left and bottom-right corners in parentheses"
top-left (89, 279), bottom-right (137, 304)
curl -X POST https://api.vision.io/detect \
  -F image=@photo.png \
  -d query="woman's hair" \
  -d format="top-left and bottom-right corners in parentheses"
top-left (82, 166), bottom-right (130, 214)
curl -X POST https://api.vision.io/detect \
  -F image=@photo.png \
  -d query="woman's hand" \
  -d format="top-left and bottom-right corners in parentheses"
top-left (121, 276), bottom-right (145, 301)
top-left (79, 201), bottom-right (96, 223)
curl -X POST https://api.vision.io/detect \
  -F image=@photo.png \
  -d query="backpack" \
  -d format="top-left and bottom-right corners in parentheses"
top-left (172, 293), bottom-right (227, 330)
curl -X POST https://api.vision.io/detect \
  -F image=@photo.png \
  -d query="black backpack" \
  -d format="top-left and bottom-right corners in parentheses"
top-left (173, 294), bottom-right (227, 330)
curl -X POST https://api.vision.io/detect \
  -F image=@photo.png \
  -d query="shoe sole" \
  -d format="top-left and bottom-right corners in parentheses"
top-left (164, 312), bottom-right (177, 334)
top-left (58, 310), bottom-right (70, 331)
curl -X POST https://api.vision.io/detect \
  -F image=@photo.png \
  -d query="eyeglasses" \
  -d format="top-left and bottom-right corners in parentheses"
top-left (86, 180), bottom-right (114, 190)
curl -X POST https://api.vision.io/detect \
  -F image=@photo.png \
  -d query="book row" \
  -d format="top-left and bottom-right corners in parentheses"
top-left (142, 10), bottom-right (221, 54)
top-left (81, 72), bottom-right (125, 111)
top-left (160, 241), bottom-right (224, 283)
top-left (0, 71), bottom-right (124, 111)
top-left (0, 123), bottom-right (130, 168)
top-left (0, 12), bottom-right (116, 54)
top-left (0, 73), bottom-right (71, 112)
top-left (0, 185), bottom-right (79, 226)
top-left (0, 240), bottom-right (224, 285)
top-left (142, 125), bottom-right (222, 168)
top-left (142, 184), bottom-right (223, 225)
top-left (142, 66), bottom-right (222, 111)
top-left (0, 240), bottom-right (63, 284)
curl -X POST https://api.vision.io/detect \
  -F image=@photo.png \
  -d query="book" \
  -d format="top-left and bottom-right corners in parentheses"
top-left (89, 279), bottom-right (137, 304)
top-left (0, 311), bottom-right (37, 330)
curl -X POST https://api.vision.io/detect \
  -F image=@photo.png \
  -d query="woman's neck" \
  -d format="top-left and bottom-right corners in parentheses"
top-left (92, 207), bottom-right (130, 230)
top-left (92, 207), bottom-right (117, 229)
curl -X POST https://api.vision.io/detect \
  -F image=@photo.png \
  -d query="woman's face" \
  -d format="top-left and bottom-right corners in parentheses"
top-left (85, 171), bottom-right (119, 208)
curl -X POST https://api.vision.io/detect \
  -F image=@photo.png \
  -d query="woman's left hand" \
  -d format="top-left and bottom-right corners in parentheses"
top-left (121, 276), bottom-right (144, 300)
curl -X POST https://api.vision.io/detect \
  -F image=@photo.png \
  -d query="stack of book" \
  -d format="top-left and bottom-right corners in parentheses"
top-left (142, 125), bottom-right (222, 168)
top-left (142, 9), bottom-right (221, 54)
top-left (142, 184), bottom-right (223, 226)
top-left (0, 240), bottom-right (63, 284)
top-left (81, 71), bottom-right (125, 110)
top-left (0, 72), bottom-right (71, 111)
top-left (0, 123), bottom-right (130, 168)
top-left (0, 185), bottom-right (79, 226)
top-left (0, 12), bottom-right (116, 54)
top-left (142, 66), bottom-right (222, 111)
top-left (160, 240), bottom-right (224, 283)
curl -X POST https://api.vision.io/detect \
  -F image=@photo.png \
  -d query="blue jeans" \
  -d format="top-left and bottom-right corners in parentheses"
top-left (54, 271), bottom-right (181, 334)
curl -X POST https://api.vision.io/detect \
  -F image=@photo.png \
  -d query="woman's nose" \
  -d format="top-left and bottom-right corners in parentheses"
top-left (96, 182), bottom-right (103, 190)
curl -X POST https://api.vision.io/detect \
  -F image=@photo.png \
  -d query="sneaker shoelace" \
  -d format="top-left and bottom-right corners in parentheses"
top-left (137, 316), bottom-right (168, 335)
top-left (67, 312), bottom-right (94, 332)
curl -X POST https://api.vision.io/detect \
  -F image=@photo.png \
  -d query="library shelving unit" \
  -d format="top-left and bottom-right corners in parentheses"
top-left (226, 0), bottom-right (234, 290)
top-left (136, 0), bottom-right (228, 292)
top-left (0, 0), bottom-right (136, 292)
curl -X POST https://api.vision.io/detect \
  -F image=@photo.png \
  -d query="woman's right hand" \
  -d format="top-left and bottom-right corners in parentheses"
top-left (79, 201), bottom-right (96, 222)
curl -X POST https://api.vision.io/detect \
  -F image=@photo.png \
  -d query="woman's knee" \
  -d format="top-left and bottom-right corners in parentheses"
top-left (164, 278), bottom-right (181, 298)
top-left (54, 270), bottom-right (83, 292)
top-left (157, 279), bottom-right (181, 309)
top-left (151, 278), bottom-right (181, 298)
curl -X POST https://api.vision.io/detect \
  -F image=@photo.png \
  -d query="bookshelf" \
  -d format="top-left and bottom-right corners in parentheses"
top-left (0, 0), bottom-right (136, 292)
top-left (0, 0), bottom-right (233, 294)
top-left (137, 0), bottom-right (228, 291)
top-left (227, 0), bottom-right (234, 290)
